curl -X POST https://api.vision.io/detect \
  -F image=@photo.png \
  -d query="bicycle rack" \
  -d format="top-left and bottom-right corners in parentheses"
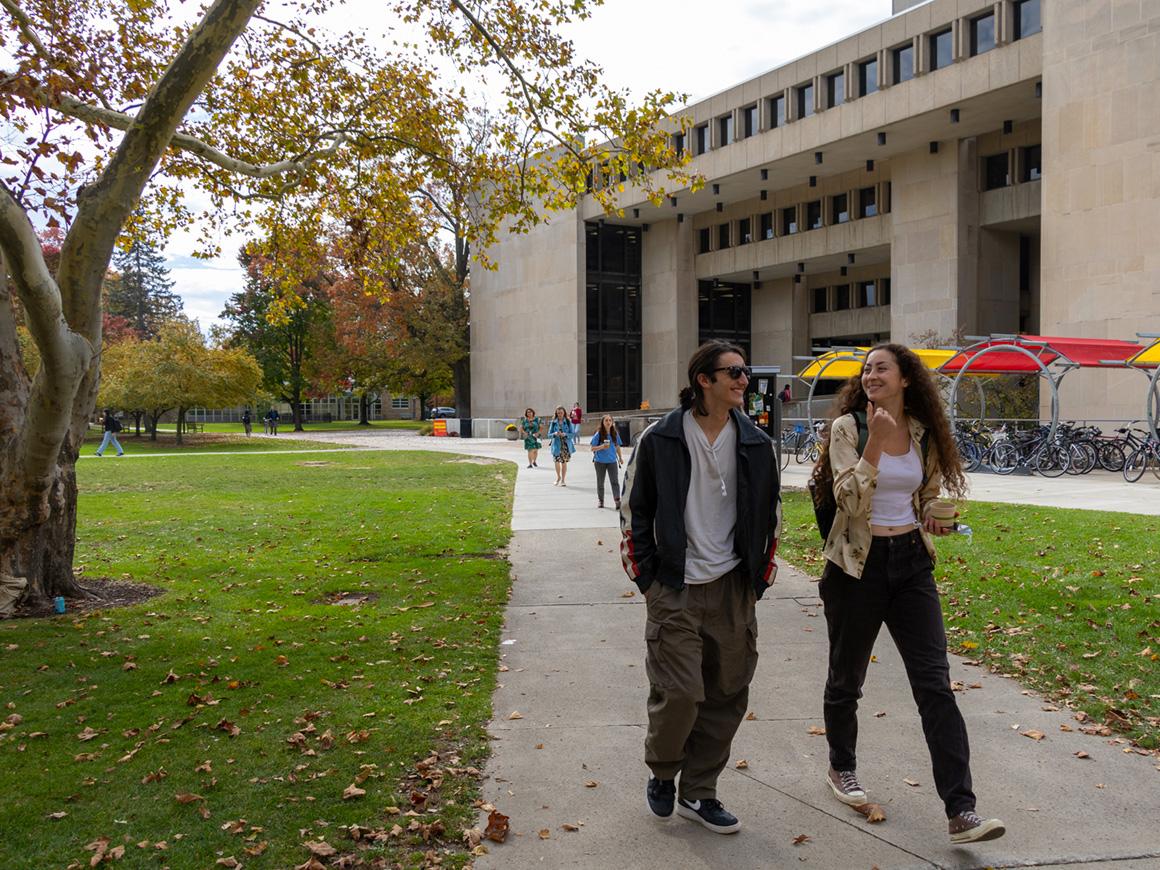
top-left (944, 339), bottom-right (1063, 442)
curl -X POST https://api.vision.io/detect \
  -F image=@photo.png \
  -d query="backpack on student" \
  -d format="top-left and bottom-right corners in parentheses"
top-left (111, 417), bottom-right (123, 433)
top-left (807, 411), bottom-right (930, 541)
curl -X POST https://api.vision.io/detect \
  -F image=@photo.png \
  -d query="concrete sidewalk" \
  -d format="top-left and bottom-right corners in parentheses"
top-left (314, 430), bottom-right (1160, 868)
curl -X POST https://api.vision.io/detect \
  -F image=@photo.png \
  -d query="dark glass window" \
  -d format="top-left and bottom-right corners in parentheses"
top-left (893, 43), bottom-right (914, 84)
top-left (856, 280), bottom-right (875, 307)
top-left (1015, 0), bottom-right (1041, 39)
top-left (832, 193), bottom-right (849, 223)
top-left (699, 281), bottom-right (751, 358)
top-left (769, 94), bottom-right (786, 128)
top-left (718, 114), bottom-right (733, 147)
top-left (759, 212), bottom-right (773, 240)
top-left (718, 223), bottom-right (731, 250)
top-left (797, 82), bottom-right (814, 119)
top-left (811, 286), bottom-right (828, 313)
top-left (781, 206), bottom-right (797, 235)
top-left (1020, 144), bottom-right (1042, 182)
top-left (672, 132), bottom-right (685, 157)
top-left (698, 227), bottom-right (711, 254)
top-left (827, 71), bottom-right (845, 108)
top-left (695, 123), bottom-right (709, 154)
top-left (859, 186), bottom-right (877, 218)
top-left (738, 217), bottom-right (751, 245)
top-left (880, 278), bottom-right (891, 306)
top-left (742, 105), bottom-right (757, 138)
top-left (834, 284), bottom-right (851, 311)
top-left (984, 152), bottom-right (1010, 190)
top-left (806, 200), bottom-right (822, 230)
top-left (930, 29), bottom-right (953, 70)
top-left (971, 12), bottom-right (996, 56)
top-left (859, 57), bottom-right (878, 95)
top-left (585, 222), bottom-right (642, 412)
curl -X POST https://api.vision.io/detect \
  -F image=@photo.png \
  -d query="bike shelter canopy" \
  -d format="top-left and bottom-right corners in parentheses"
top-left (1126, 337), bottom-right (1160, 441)
top-left (939, 334), bottom-right (1153, 440)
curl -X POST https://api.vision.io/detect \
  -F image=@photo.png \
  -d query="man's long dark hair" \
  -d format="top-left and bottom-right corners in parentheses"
top-left (679, 340), bottom-right (746, 416)
top-left (810, 343), bottom-right (967, 502)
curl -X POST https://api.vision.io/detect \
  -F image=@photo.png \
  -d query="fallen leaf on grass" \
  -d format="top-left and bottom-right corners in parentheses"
top-left (174, 793), bottom-right (203, 804)
top-left (483, 809), bottom-right (509, 843)
top-left (302, 841), bottom-right (337, 858)
top-left (852, 803), bottom-right (887, 823)
top-left (215, 858), bottom-right (240, 867)
top-left (792, 833), bottom-right (811, 845)
top-left (47, 811), bottom-right (68, 819)
top-left (342, 784), bottom-right (366, 800)
top-left (1021, 729), bottom-right (1046, 741)
top-left (76, 726), bottom-right (100, 741)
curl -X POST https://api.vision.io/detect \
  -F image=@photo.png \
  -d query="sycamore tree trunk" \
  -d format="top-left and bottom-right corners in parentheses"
top-left (0, 0), bottom-right (261, 606)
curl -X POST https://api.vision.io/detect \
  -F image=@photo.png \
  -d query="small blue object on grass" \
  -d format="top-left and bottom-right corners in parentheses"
top-left (53, 596), bottom-right (65, 614)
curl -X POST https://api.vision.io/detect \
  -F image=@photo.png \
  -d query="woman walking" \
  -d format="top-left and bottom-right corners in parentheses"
top-left (519, 408), bottom-right (542, 468)
top-left (810, 343), bottom-right (1005, 845)
top-left (547, 405), bottom-right (576, 486)
top-left (589, 414), bottom-right (624, 508)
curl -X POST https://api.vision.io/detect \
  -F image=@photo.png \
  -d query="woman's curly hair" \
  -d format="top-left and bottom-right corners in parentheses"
top-left (809, 343), bottom-right (968, 502)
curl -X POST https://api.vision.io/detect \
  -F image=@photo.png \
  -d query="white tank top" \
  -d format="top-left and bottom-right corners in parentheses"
top-left (870, 442), bottom-right (922, 527)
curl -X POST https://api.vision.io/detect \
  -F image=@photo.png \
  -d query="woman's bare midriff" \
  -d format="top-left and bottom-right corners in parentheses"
top-left (871, 523), bottom-right (918, 536)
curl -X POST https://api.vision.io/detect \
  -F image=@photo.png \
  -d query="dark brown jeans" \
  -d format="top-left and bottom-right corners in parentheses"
top-left (643, 568), bottom-right (758, 800)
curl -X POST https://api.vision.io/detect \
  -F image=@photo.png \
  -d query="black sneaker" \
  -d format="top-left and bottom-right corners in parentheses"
top-left (676, 797), bottom-right (741, 834)
top-left (646, 776), bottom-right (675, 818)
top-left (949, 810), bottom-right (1005, 844)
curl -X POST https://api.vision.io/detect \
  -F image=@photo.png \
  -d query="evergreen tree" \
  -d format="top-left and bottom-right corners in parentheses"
top-left (109, 240), bottom-right (183, 338)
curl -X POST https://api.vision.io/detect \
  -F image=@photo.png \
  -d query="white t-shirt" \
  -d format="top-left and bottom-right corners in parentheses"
top-left (869, 442), bottom-right (922, 526)
top-left (681, 411), bottom-right (741, 584)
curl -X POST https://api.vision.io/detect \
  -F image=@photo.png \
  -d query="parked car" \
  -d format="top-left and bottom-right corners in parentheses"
top-left (429, 407), bottom-right (457, 419)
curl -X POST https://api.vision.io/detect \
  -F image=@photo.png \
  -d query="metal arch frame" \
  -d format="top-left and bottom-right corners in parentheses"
top-left (1128, 334), bottom-right (1160, 443)
top-left (793, 348), bottom-right (868, 430)
top-left (937, 369), bottom-right (987, 423)
top-left (943, 340), bottom-right (1065, 440)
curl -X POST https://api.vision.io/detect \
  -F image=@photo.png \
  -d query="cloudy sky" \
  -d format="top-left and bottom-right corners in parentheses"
top-left (168, 0), bottom-right (894, 329)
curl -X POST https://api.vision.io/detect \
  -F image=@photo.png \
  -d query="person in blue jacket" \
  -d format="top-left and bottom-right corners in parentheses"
top-left (589, 414), bottom-right (624, 508)
top-left (547, 405), bottom-right (577, 487)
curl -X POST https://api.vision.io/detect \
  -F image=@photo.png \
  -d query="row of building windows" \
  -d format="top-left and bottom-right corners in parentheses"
top-left (698, 184), bottom-right (890, 254)
top-left (811, 279), bottom-right (892, 314)
top-left (982, 144), bottom-right (1041, 191)
top-left (678, 0), bottom-right (1041, 156)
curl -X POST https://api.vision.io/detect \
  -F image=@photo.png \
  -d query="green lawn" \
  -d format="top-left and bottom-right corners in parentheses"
top-left (166, 420), bottom-right (427, 435)
top-left (779, 490), bottom-right (1160, 748)
top-left (83, 431), bottom-right (352, 454)
top-left (0, 450), bottom-right (514, 868)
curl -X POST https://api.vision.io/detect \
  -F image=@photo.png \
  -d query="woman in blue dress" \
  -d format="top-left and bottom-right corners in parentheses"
top-left (547, 405), bottom-right (577, 486)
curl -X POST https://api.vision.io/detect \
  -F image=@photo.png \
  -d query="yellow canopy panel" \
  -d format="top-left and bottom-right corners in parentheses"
top-left (796, 348), bottom-right (960, 380)
top-left (1128, 339), bottom-right (1160, 368)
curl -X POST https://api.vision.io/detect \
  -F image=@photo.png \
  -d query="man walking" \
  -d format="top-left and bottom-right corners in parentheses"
top-left (94, 409), bottom-right (124, 457)
top-left (620, 340), bottom-right (781, 834)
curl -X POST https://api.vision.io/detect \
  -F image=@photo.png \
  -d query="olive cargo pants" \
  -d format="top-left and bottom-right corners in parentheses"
top-left (643, 568), bottom-right (758, 800)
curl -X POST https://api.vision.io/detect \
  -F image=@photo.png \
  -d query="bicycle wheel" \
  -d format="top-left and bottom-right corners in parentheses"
top-left (1123, 444), bottom-right (1147, 483)
top-left (1098, 441), bottom-right (1126, 472)
top-left (1034, 443), bottom-right (1069, 477)
top-left (795, 438), bottom-right (815, 464)
top-left (957, 436), bottom-right (982, 473)
top-left (989, 442), bottom-right (1019, 474)
top-left (779, 441), bottom-right (791, 470)
top-left (1066, 441), bottom-right (1097, 475)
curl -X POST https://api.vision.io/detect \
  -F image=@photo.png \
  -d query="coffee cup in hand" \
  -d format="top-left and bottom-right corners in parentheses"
top-left (929, 500), bottom-right (957, 529)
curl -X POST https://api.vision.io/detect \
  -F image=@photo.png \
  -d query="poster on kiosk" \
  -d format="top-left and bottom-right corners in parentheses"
top-left (744, 365), bottom-right (782, 448)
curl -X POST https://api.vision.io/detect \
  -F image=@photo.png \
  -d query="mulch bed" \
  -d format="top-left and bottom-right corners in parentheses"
top-left (10, 577), bottom-right (165, 619)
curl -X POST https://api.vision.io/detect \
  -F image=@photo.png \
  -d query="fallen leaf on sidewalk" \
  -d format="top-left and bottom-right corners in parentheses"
top-left (535, 743), bottom-right (544, 750)
top-left (903, 778), bottom-right (920, 787)
top-left (852, 803), bottom-right (886, 823)
top-left (1021, 729), bottom-right (1046, 741)
top-left (584, 780), bottom-right (598, 788)
top-left (538, 829), bottom-right (550, 839)
top-left (561, 823), bottom-right (580, 832)
top-left (507, 711), bottom-right (523, 720)
top-left (735, 760), bottom-right (749, 769)
top-left (620, 590), bottom-right (635, 598)
top-left (483, 809), bottom-right (509, 843)
top-left (1074, 751), bottom-right (1091, 759)
top-left (792, 834), bottom-right (811, 845)
top-left (874, 711), bottom-right (886, 718)
top-left (745, 711), bottom-right (757, 720)
top-left (807, 725), bottom-right (826, 736)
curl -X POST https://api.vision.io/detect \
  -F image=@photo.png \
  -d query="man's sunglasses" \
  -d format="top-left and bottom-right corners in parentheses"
top-left (712, 365), bottom-right (752, 380)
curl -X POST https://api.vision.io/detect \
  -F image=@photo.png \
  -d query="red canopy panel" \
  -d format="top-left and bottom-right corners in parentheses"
top-left (940, 335), bottom-right (1147, 374)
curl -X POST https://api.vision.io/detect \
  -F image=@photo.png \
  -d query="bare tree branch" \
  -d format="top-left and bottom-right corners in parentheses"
top-left (0, 0), bottom-right (47, 64)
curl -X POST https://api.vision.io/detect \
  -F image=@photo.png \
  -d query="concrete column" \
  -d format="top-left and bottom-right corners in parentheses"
top-left (751, 277), bottom-right (800, 377)
top-left (642, 218), bottom-right (697, 409)
top-left (889, 139), bottom-right (979, 343)
top-left (1039, 0), bottom-right (1160, 421)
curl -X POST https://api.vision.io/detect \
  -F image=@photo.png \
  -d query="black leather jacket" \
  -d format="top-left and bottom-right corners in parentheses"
top-left (619, 406), bottom-right (782, 599)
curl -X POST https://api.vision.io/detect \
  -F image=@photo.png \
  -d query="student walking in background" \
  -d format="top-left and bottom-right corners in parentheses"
top-left (589, 414), bottom-right (624, 509)
top-left (547, 405), bottom-right (576, 486)
top-left (570, 402), bottom-right (583, 426)
top-left (519, 408), bottom-right (542, 468)
top-left (810, 343), bottom-right (1005, 845)
top-left (94, 409), bottom-right (124, 457)
top-left (242, 408), bottom-right (252, 437)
